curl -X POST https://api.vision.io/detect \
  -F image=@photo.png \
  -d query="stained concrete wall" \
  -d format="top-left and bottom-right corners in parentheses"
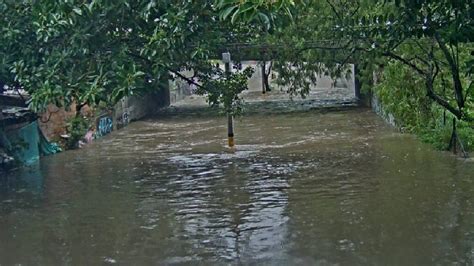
top-left (113, 88), bottom-right (170, 130)
top-left (39, 86), bottom-right (170, 142)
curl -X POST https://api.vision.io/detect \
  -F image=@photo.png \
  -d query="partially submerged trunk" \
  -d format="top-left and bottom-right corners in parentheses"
top-left (261, 61), bottom-right (273, 93)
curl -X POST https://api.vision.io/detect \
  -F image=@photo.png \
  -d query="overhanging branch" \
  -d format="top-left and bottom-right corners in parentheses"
top-left (383, 51), bottom-right (426, 76)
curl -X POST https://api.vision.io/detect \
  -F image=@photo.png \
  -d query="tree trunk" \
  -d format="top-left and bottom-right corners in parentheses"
top-left (434, 33), bottom-right (465, 110)
top-left (261, 61), bottom-right (272, 93)
top-left (261, 62), bottom-right (266, 94)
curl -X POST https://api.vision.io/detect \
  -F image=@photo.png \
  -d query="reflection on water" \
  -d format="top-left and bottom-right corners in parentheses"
top-left (1, 108), bottom-right (473, 265)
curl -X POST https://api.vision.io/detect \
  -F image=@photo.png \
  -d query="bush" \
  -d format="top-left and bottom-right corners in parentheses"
top-left (418, 119), bottom-right (473, 152)
top-left (374, 60), bottom-right (474, 153)
top-left (65, 116), bottom-right (89, 149)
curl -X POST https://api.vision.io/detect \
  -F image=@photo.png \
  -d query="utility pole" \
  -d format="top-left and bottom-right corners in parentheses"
top-left (354, 64), bottom-right (361, 102)
top-left (222, 52), bottom-right (235, 148)
top-left (261, 61), bottom-right (266, 94)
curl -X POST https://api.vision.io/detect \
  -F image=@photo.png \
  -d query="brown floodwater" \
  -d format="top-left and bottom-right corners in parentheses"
top-left (0, 108), bottom-right (473, 265)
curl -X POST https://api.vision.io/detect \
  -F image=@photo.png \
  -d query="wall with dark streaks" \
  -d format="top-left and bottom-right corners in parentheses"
top-left (112, 87), bottom-right (170, 133)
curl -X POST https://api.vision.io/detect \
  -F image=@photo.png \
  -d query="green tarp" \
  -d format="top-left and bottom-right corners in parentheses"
top-left (2, 120), bottom-right (61, 165)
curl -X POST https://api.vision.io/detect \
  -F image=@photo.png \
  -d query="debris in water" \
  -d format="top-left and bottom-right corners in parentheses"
top-left (104, 257), bottom-right (117, 264)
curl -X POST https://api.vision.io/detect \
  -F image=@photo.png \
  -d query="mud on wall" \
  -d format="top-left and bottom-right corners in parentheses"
top-left (39, 87), bottom-right (170, 141)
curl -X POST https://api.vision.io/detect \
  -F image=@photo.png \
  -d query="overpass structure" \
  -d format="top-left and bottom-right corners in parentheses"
top-left (172, 40), bottom-right (363, 105)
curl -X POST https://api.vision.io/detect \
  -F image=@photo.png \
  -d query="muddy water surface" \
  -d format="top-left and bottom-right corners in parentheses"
top-left (0, 108), bottom-right (473, 265)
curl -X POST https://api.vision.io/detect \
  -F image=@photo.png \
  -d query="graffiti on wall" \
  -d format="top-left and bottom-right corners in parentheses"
top-left (96, 115), bottom-right (113, 138)
top-left (122, 112), bottom-right (129, 125)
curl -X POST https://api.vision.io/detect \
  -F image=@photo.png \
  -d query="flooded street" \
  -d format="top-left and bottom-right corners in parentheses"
top-left (1, 108), bottom-right (473, 265)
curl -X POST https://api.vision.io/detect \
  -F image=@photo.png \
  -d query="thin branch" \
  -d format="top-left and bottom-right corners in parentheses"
top-left (464, 80), bottom-right (473, 103)
top-left (383, 51), bottom-right (426, 75)
top-left (335, 48), bottom-right (357, 77)
top-left (432, 55), bottom-right (440, 82)
top-left (426, 81), bottom-right (463, 120)
top-left (39, 108), bottom-right (60, 123)
top-left (414, 55), bottom-right (431, 67)
top-left (348, 2), bottom-right (360, 18)
top-left (325, 0), bottom-right (342, 21)
top-left (413, 39), bottom-right (431, 55)
top-left (295, 40), bottom-right (353, 58)
top-left (390, 36), bottom-right (408, 51)
top-left (169, 69), bottom-right (205, 90)
top-left (127, 51), bottom-right (212, 91)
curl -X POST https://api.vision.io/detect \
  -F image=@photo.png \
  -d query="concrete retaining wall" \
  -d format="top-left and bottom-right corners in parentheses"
top-left (38, 86), bottom-right (170, 143)
top-left (366, 69), bottom-right (397, 127)
top-left (113, 89), bottom-right (169, 130)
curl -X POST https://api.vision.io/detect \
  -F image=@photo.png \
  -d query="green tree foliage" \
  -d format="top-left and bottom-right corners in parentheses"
top-left (215, 0), bottom-right (296, 30)
top-left (346, 0), bottom-right (473, 122)
top-left (3, 0), bottom-right (472, 153)
top-left (0, 0), bottom-right (257, 113)
top-left (226, 0), bottom-right (472, 118)
top-left (196, 66), bottom-right (254, 116)
top-left (347, 0), bottom-right (474, 151)
top-left (223, 0), bottom-right (473, 150)
top-left (218, 0), bottom-right (355, 97)
top-left (65, 116), bottom-right (89, 149)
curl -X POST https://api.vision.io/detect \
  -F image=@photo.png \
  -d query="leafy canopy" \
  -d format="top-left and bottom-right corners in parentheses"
top-left (0, 0), bottom-right (257, 112)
